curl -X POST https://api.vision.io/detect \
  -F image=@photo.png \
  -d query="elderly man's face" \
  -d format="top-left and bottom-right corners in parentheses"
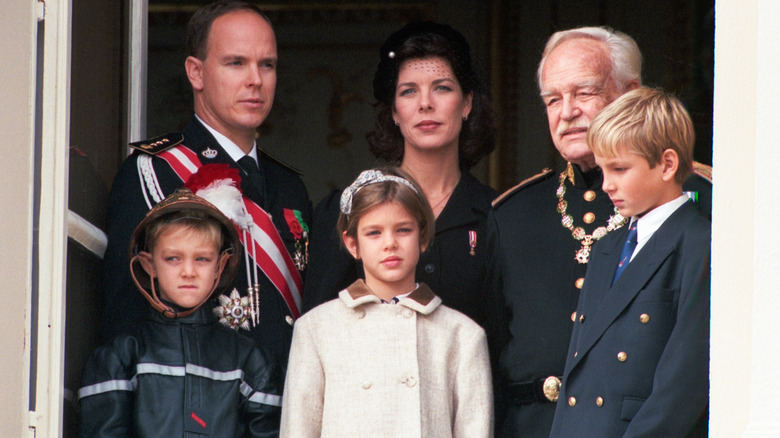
top-left (540, 38), bottom-right (623, 171)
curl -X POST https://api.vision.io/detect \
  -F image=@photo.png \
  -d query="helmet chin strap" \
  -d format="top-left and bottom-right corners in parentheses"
top-left (130, 251), bottom-right (232, 318)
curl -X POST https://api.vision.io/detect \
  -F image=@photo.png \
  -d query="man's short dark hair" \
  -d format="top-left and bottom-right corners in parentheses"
top-left (186, 0), bottom-right (272, 60)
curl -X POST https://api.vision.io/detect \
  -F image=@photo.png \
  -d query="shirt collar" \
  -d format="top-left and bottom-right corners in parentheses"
top-left (632, 194), bottom-right (689, 258)
top-left (195, 115), bottom-right (258, 164)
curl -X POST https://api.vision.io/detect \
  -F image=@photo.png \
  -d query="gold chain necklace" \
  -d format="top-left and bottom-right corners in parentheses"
top-left (557, 164), bottom-right (627, 264)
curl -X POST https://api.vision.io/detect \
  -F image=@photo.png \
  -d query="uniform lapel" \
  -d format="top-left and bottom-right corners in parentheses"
top-left (185, 118), bottom-right (266, 207)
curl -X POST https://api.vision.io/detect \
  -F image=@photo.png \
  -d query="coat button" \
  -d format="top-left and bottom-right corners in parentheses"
top-left (596, 397), bottom-right (604, 407)
top-left (583, 212), bottom-right (595, 224)
top-left (362, 380), bottom-right (372, 389)
top-left (571, 311), bottom-right (576, 322)
top-left (402, 309), bottom-right (413, 318)
top-left (568, 397), bottom-right (576, 406)
top-left (285, 315), bottom-right (294, 326)
top-left (584, 190), bottom-right (596, 202)
top-left (575, 277), bottom-right (585, 289)
top-left (579, 314), bottom-right (585, 323)
top-left (617, 351), bottom-right (627, 362)
top-left (424, 263), bottom-right (435, 273)
top-left (574, 351), bottom-right (578, 358)
top-left (640, 313), bottom-right (650, 323)
top-left (404, 377), bottom-right (417, 387)
top-left (357, 310), bottom-right (366, 319)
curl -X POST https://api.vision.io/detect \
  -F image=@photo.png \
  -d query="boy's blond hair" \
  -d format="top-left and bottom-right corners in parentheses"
top-left (587, 87), bottom-right (694, 185)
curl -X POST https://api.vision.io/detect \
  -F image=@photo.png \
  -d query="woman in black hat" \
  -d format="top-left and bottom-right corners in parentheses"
top-left (303, 21), bottom-right (497, 328)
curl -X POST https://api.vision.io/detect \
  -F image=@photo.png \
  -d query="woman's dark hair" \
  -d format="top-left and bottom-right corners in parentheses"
top-left (366, 21), bottom-right (495, 170)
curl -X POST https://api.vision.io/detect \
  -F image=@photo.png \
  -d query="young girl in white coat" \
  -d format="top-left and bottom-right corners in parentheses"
top-left (281, 168), bottom-right (493, 437)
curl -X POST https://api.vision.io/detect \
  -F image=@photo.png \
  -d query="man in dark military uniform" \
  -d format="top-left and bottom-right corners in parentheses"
top-left (486, 27), bottom-right (712, 437)
top-left (102, 1), bottom-right (311, 372)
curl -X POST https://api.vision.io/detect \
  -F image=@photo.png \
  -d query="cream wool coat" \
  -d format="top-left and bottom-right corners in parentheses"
top-left (280, 280), bottom-right (493, 437)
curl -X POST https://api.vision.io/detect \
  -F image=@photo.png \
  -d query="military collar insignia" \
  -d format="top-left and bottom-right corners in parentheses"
top-left (202, 147), bottom-right (218, 159)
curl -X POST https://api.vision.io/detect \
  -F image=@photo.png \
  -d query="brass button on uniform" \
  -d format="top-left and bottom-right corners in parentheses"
top-left (285, 315), bottom-right (294, 326)
top-left (617, 351), bottom-right (628, 362)
top-left (579, 314), bottom-right (585, 323)
top-left (575, 277), bottom-right (585, 289)
top-left (574, 351), bottom-right (578, 358)
top-left (640, 313), bottom-right (650, 323)
top-left (596, 397), bottom-right (604, 407)
top-left (583, 212), bottom-right (596, 224)
top-left (568, 397), bottom-right (577, 406)
top-left (571, 311), bottom-right (577, 322)
top-left (584, 190), bottom-right (596, 202)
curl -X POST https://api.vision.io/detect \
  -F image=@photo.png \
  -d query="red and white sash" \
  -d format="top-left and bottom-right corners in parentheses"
top-left (156, 145), bottom-right (303, 319)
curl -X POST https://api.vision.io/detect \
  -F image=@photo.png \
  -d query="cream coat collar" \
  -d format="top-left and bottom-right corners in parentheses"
top-left (339, 280), bottom-right (442, 315)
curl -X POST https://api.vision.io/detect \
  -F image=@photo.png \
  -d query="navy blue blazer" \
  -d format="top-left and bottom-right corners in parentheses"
top-left (550, 201), bottom-right (710, 437)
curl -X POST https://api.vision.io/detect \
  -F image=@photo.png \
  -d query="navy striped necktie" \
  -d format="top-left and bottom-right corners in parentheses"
top-left (612, 222), bottom-right (638, 285)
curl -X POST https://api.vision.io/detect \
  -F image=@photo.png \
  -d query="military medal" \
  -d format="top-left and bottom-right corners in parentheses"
top-left (468, 230), bottom-right (477, 256)
top-left (214, 289), bottom-right (252, 331)
top-left (283, 209), bottom-right (309, 271)
top-left (557, 163), bottom-right (627, 264)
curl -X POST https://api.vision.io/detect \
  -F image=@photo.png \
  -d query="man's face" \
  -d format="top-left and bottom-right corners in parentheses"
top-left (540, 38), bottom-right (623, 171)
top-left (186, 10), bottom-right (277, 150)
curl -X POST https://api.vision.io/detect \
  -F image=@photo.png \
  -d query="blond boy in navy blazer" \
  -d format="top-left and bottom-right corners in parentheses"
top-left (550, 88), bottom-right (710, 437)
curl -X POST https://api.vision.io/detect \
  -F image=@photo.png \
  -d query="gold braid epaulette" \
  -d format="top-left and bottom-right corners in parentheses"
top-left (492, 168), bottom-right (554, 208)
top-left (129, 133), bottom-right (184, 155)
top-left (692, 161), bottom-right (712, 183)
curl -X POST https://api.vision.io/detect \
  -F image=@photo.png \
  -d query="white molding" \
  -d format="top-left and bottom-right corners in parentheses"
top-left (28, 0), bottom-right (72, 436)
top-left (127, 0), bottom-right (148, 148)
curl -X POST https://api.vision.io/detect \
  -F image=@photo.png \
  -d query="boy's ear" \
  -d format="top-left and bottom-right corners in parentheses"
top-left (216, 251), bottom-right (230, 276)
top-left (138, 251), bottom-right (157, 278)
top-left (660, 148), bottom-right (679, 182)
top-left (343, 232), bottom-right (360, 260)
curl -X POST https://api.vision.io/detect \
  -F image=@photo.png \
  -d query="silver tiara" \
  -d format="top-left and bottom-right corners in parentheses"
top-left (340, 169), bottom-right (419, 215)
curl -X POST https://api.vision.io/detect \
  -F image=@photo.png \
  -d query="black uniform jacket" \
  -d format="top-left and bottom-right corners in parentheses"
top-left (550, 201), bottom-right (710, 437)
top-left (302, 171), bottom-right (497, 328)
top-left (79, 306), bottom-right (282, 437)
top-left (102, 117), bottom-right (311, 370)
top-left (486, 163), bottom-right (711, 438)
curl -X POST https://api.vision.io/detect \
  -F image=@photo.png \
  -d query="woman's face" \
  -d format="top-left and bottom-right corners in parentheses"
top-left (392, 57), bottom-right (472, 156)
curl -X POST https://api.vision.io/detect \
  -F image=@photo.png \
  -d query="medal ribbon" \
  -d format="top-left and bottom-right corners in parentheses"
top-left (157, 145), bottom-right (303, 318)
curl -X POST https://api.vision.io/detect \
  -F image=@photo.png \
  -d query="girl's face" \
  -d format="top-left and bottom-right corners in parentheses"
top-left (392, 57), bottom-right (472, 156)
top-left (343, 201), bottom-right (424, 297)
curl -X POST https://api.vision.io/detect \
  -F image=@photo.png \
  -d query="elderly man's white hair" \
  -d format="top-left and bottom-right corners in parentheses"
top-left (536, 26), bottom-right (643, 93)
